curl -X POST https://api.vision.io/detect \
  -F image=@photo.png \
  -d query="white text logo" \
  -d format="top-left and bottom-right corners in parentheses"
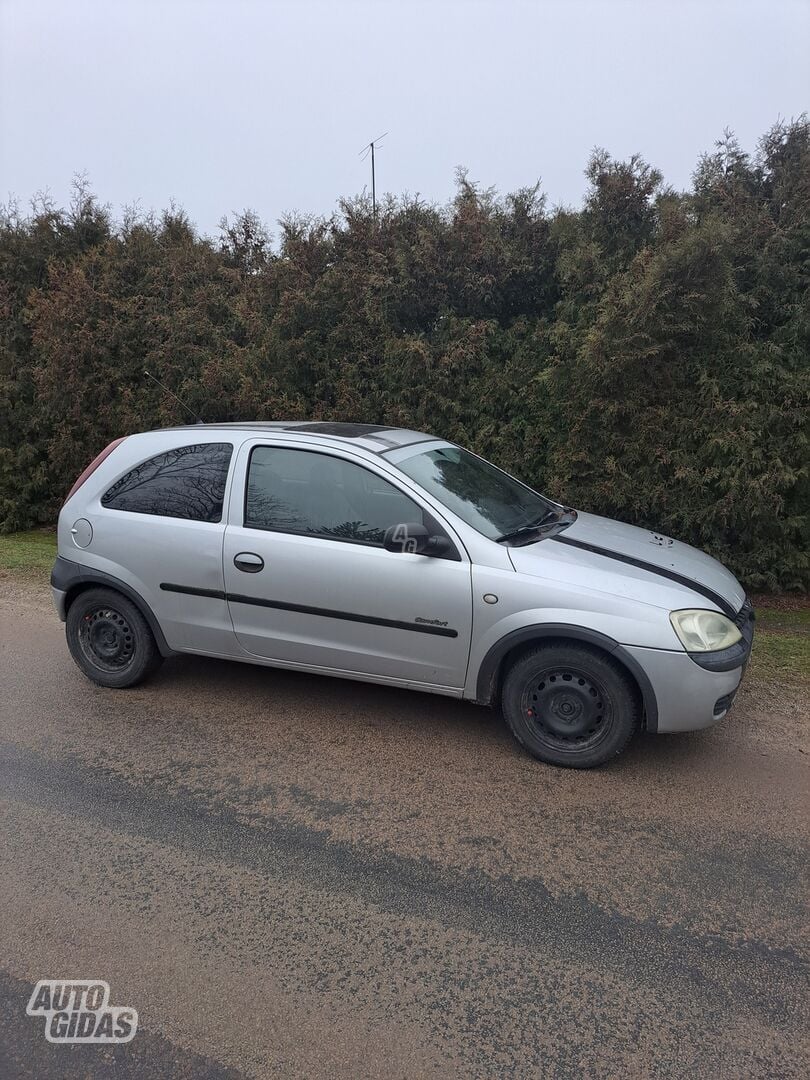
top-left (26, 980), bottom-right (138, 1043)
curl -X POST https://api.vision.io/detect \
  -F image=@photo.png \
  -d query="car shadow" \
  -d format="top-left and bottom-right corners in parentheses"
top-left (143, 651), bottom-right (729, 778)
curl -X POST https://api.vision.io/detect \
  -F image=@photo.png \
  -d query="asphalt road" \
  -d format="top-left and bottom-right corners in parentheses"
top-left (0, 580), bottom-right (807, 1078)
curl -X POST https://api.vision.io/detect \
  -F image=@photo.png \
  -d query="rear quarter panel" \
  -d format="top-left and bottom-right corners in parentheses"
top-left (58, 430), bottom-right (242, 654)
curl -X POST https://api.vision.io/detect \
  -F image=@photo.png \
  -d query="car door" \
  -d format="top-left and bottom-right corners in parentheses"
top-left (222, 440), bottom-right (473, 689)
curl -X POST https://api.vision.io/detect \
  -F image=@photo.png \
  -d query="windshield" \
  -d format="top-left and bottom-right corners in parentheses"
top-left (396, 445), bottom-right (558, 541)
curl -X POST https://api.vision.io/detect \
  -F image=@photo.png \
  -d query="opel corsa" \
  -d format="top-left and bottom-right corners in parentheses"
top-left (52, 422), bottom-right (754, 768)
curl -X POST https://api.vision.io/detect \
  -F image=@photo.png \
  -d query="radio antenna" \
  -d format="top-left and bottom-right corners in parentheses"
top-left (359, 132), bottom-right (387, 218)
top-left (143, 369), bottom-right (204, 424)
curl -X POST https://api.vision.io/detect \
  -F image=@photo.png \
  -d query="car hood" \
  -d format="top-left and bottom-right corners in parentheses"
top-left (534, 511), bottom-right (745, 614)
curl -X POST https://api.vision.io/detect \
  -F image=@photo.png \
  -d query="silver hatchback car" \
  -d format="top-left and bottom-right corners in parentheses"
top-left (52, 422), bottom-right (754, 768)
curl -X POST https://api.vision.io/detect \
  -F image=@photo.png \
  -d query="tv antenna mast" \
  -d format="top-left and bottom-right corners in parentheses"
top-left (359, 132), bottom-right (387, 218)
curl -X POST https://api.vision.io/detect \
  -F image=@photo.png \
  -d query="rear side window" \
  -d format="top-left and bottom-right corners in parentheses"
top-left (101, 443), bottom-right (233, 522)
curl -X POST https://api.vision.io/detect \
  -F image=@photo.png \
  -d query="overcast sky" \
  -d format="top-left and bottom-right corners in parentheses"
top-left (1, 0), bottom-right (807, 238)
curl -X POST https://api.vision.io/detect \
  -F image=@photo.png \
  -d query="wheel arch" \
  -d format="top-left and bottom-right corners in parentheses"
top-left (53, 557), bottom-right (174, 657)
top-left (474, 624), bottom-right (659, 733)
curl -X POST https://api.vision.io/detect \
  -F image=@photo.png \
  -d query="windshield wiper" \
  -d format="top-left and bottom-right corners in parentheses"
top-left (496, 509), bottom-right (561, 544)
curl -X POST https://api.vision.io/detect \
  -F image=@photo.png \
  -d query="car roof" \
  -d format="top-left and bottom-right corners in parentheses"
top-left (153, 421), bottom-right (440, 455)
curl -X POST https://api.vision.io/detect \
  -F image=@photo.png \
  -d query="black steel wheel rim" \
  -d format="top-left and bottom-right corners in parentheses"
top-left (78, 606), bottom-right (135, 672)
top-left (520, 665), bottom-right (613, 753)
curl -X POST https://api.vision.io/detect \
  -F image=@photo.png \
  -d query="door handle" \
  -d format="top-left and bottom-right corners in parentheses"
top-left (234, 552), bottom-right (264, 573)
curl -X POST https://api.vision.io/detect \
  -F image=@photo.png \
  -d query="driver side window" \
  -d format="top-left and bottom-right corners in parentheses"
top-left (245, 446), bottom-right (424, 546)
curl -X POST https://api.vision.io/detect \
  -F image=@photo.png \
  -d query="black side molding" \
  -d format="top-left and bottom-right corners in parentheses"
top-left (159, 582), bottom-right (459, 638)
top-left (223, 590), bottom-right (458, 638)
top-left (51, 556), bottom-right (174, 657)
top-left (474, 623), bottom-right (660, 733)
top-left (159, 583), bottom-right (225, 600)
top-left (549, 535), bottom-right (737, 618)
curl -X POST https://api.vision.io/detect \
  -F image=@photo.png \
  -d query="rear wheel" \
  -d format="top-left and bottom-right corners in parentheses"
top-left (66, 587), bottom-right (163, 688)
top-left (501, 643), bottom-right (639, 768)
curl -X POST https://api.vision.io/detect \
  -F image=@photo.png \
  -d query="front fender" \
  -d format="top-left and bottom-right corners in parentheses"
top-left (468, 621), bottom-right (659, 733)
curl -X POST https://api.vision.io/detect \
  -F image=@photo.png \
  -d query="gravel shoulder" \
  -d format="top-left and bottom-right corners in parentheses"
top-left (0, 574), bottom-right (807, 1078)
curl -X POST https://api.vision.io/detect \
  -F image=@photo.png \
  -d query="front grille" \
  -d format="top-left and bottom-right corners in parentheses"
top-left (733, 597), bottom-right (755, 630)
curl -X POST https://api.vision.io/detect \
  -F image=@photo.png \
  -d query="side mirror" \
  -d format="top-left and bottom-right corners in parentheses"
top-left (383, 522), bottom-right (450, 557)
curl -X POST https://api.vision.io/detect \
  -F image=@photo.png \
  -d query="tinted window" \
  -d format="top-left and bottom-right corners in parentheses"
top-left (246, 447), bottom-right (424, 545)
top-left (101, 443), bottom-right (233, 522)
top-left (396, 446), bottom-right (555, 540)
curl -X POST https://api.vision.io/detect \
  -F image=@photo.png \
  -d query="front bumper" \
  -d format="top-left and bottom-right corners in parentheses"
top-left (623, 644), bottom-right (748, 733)
top-left (625, 597), bottom-right (754, 733)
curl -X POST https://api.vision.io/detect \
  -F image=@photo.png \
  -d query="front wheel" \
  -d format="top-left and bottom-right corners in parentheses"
top-left (501, 643), bottom-right (639, 768)
top-left (66, 587), bottom-right (163, 688)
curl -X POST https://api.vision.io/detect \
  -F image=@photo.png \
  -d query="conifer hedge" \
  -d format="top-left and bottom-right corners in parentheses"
top-left (1, 121), bottom-right (807, 589)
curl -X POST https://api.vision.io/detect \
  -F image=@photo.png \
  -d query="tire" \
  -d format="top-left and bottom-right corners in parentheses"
top-left (501, 643), bottom-right (639, 768)
top-left (66, 587), bottom-right (163, 689)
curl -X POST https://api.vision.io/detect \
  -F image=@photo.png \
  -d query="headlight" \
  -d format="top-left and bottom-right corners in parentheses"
top-left (669, 609), bottom-right (742, 652)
